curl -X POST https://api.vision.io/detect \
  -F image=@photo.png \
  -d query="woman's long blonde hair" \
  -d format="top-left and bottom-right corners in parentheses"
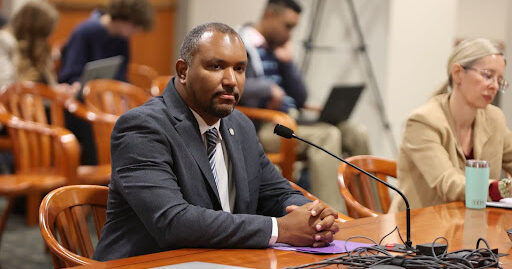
top-left (434, 38), bottom-right (503, 96)
top-left (10, 1), bottom-right (59, 85)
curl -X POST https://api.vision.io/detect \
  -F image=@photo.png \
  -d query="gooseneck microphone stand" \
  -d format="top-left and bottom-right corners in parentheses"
top-left (274, 124), bottom-right (413, 250)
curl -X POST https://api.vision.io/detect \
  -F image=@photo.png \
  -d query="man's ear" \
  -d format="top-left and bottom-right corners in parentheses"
top-left (451, 63), bottom-right (464, 85)
top-left (175, 59), bottom-right (188, 84)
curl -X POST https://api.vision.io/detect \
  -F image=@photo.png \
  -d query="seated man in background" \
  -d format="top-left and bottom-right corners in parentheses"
top-left (58, 0), bottom-right (154, 84)
top-left (238, 0), bottom-right (369, 211)
top-left (93, 22), bottom-right (339, 261)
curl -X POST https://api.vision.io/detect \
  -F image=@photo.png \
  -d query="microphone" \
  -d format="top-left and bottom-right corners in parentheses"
top-left (274, 124), bottom-right (413, 250)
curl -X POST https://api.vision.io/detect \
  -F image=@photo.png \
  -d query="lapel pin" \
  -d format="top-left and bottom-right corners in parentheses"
top-left (229, 128), bottom-right (235, 136)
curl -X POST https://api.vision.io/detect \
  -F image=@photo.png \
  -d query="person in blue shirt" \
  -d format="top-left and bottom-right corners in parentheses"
top-left (58, 0), bottom-right (153, 165)
top-left (58, 0), bottom-right (154, 84)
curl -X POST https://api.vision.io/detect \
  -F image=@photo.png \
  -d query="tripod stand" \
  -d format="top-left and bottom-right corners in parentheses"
top-left (300, 0), bottom-right (397, 155)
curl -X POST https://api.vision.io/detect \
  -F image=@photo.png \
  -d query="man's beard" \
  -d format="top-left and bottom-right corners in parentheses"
top-left (207, 92), bottom-right (240, 118)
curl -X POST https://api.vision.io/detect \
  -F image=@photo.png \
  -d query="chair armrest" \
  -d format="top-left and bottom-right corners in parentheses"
top-left (63, 98), bottom-right (118, 124)
top-left (288, 181), bottom-right (353, 222)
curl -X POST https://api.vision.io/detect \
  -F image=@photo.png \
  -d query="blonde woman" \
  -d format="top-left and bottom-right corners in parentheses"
top-left (10, 0), bottom-right (59, 84)
top-left (0, 1), bottom-right (80, 93)
top-left (390, 38), bottom-right (512, 211)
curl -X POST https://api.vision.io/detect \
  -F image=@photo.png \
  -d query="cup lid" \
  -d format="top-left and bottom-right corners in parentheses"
top-left (466, 159), bottom-right (489, 168)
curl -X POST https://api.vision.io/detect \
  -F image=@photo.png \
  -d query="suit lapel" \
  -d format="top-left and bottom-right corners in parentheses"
top-left (175, 120), bottom-right (221, 202)
top-left (220, 117), bottom-right (250, 213)
top-left (163, 78), bottom-right (221, 204)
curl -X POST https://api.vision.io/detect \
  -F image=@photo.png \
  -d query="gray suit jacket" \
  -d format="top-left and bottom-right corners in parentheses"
top-left (93, 77), bottom-right (310, 261)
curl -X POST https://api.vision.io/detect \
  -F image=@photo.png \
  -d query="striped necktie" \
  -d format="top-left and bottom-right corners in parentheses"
top-left (205, 128), bottom-right (219, 186)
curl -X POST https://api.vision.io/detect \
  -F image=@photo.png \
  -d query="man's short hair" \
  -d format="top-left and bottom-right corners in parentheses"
top-left (267, 0), bottom-right (302, 13)
top-left (179, 22), bottom-right (243, 65)
top-left (107, 0), bottom-right (154, 31)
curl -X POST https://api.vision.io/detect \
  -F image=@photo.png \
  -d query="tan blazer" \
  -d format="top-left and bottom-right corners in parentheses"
top-left (390, 93), bottom-right (512, 212)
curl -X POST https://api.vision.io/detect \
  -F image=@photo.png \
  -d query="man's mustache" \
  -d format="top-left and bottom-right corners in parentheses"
top-left (213, 91), bottom-right (240, 102)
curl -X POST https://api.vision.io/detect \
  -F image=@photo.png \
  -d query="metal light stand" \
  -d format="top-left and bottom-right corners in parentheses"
top-left (300, 0), bottom-right (398, 154)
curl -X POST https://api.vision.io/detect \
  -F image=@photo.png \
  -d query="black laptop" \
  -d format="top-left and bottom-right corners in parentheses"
top-left (298, 84), bottom-right (365, 125)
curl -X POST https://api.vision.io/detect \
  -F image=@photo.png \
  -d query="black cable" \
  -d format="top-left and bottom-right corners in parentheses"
top-left (394, 225), bottom-right (407, 246)
top-left (431, 236), bottom-right (449, 259)
top-left (283, 226), bottom-right (501, 269)
top-left (378, 226), bottom-right (399, 246)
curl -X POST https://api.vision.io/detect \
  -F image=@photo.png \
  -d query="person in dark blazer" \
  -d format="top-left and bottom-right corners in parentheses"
top-left (93, 22), bottom-right (339, 261)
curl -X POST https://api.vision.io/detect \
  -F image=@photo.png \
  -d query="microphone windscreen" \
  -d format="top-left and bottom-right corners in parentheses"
top-left (274, 124), bottom-right (294, 139)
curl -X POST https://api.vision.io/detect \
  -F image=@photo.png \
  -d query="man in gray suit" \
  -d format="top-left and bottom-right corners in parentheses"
top-left (93, 22), bottom-right (339, 261)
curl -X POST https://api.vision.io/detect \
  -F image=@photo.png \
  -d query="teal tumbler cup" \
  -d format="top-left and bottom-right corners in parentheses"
top-left (465, 160), bottom-right (490, 209)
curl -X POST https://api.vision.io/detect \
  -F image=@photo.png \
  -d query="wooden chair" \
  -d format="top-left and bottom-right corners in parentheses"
top-left (289, 181), bottom-right (352, 222)
top-left (150, 75), bottom-right (171, 96)
top-left (127, 63), bottom-right (159, 94)
top-left (82, 79), bottom-right (151, 116)
top-left (237, 106), bottom-right (297, 181)
top-left (39, 185), bottom-right (108, 268)
top-left (337, 155), bottom-right (397, 218)
top-left (0, 82), bottom-right (118, 186)
top-left (0, 108), bottom-right (78, 233)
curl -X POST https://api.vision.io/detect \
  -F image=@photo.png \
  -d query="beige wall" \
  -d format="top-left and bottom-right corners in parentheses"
top-left (456, 0), bottom-right (509, 41)
top-left (175, 0), bottom-right (266, 60)
top-left (385, 0), bottom-right (457, 157)
top-left (506, 2), bottom-right (512, 129)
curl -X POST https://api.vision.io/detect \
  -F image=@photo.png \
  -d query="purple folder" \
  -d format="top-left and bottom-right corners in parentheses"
top-left (272, 240), bottom-right (374, 254)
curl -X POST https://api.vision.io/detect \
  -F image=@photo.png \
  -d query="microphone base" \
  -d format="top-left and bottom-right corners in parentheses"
top-left (379, 243), bottom-right (416, 254)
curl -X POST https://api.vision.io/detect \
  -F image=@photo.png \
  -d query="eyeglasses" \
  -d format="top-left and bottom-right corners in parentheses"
top-left (462, 66), bottom-right (509, 93)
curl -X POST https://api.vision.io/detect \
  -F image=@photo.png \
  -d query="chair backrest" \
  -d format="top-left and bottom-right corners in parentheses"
top-left (236, 106), bottom-right (297, 181)
top-left (337, 155), bottom-right (397, 218)
top-left (0, 81), bottom-right (118, 165)
top-left (150, 75), bottom-right (171, 96)
top-left (83, 79), bottom-right (151, 116)
top-left (0, 81), bottom-right (68, 126)
top-left (127, 63), bottom-right (159, 94)
top-left (0, 107), bottom-right (80, 184)
top-left (39, 185), bottom-right (109, 268)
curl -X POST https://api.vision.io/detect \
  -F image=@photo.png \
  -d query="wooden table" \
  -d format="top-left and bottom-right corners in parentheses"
top-left (72, 202), bottom-right (512, 268)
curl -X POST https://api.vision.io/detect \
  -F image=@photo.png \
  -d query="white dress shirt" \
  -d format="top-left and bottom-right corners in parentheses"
top-left (190, 109), bottom-right (278, 245)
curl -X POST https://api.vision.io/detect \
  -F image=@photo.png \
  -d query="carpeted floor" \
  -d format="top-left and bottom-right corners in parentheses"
top-left (0, 199), bottom-right (53, 269)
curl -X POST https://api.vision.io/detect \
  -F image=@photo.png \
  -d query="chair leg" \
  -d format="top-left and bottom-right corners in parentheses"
top-left (0, 197), bottom-right (15, 246)
top-left (26, 193), bottom-right (41, 226)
